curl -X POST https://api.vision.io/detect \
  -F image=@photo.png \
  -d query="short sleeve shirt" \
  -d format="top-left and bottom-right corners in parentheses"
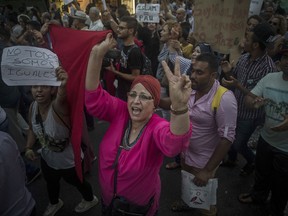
top-left (251, 72), bottom-right (288, 152)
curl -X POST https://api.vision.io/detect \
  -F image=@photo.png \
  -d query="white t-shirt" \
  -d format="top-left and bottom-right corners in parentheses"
top-left (251, 72), bottom-right (288, 152)
top-left (89, 19), bottom-right (104, 31)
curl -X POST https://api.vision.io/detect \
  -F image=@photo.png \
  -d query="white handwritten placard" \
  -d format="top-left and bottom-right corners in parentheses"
top-left (1, 46), bottom-right (60, 86)
top-left (136, 3), bottom-right (160, 23)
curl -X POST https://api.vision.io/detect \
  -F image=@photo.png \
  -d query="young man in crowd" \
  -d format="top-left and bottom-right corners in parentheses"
top-left (221, 23), bottom-right (277, 176)
top-left (162, 53), bottom-right (237, 216)
top-left (239, 39), bottom-right (288, 216)
top-left (106, 16), bottom-right (143, 101)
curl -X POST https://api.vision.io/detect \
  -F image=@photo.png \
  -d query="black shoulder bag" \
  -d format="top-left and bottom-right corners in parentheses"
top-left (105, 139), bottom-right (154, 216)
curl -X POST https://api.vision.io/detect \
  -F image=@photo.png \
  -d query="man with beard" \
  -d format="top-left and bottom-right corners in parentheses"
top-left (169, 53), bottom-right (237, 215)
top-left (106, 16), bottom-right (142, 101)
top-left (239, 40), bottom-right (288, 216)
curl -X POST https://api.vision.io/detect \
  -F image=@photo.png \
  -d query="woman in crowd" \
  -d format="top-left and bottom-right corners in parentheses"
top-left (268, 14), bottom-right (287, 36)
top-left (25, 67), bottom-right (98, 216)
top-left (85, 33), bottom-right (192, 216)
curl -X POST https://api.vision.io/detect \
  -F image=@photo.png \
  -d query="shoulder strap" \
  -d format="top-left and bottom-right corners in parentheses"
top-left (36, 104), bottom-right (45, 135)
top-left (52, 104), bottom-right (71, 134)
top-left (112, 146), bottom-right (123, 197)
top-left (211, 85), bottom-right (228, 115)
top-left (126, 44), bottom-right (139, 57)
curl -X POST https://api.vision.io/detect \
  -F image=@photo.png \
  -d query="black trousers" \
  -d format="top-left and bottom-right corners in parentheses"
top-left (251, 136), bottom-right (288, 216)
top-left (41, 158), bottom-right (94, 204)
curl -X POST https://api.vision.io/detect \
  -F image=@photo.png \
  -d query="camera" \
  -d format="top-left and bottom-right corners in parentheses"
top-left (102, 49), bottom-right (121, 67)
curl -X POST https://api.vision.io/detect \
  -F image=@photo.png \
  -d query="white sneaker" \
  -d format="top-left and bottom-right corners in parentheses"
top-left (74, 195), bottom-right (99, 213)
top-left (43, 199), bottom-right (64, 216)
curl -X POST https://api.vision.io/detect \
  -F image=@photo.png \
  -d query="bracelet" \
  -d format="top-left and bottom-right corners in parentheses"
top-left (170, 105), bottom-right (188, 115)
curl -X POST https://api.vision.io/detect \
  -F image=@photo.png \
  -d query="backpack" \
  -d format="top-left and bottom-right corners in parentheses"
top-left (125, 44), bottom-right (153, 76)
top-left (211, 85), bottom-right (228, 114)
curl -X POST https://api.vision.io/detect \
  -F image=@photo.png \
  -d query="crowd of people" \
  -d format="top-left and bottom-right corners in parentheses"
top-left (0, 0), bottom-right (288, 216)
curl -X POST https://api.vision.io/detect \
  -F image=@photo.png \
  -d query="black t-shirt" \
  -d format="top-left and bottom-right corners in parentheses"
top-left (117, 45), bottom-right (142, 101)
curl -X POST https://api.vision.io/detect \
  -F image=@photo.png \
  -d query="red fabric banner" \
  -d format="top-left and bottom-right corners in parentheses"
top-left (49, 25), bottom-right (110, 181)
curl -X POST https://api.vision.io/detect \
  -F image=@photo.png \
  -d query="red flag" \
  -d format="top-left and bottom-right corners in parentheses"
top-left (49, 25), bottom-right (110, 181)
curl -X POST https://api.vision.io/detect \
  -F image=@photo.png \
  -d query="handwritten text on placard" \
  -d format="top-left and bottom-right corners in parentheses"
top-left (136, 4), bottom-right (160, 23)
top-left (194, 0), bottom-right (250, 54)
top-left (1, 46), bottom-right (60, 86)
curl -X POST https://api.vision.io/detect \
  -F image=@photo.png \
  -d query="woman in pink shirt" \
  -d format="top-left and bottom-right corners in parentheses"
top-left (85, 33), bottom-right (192, 216)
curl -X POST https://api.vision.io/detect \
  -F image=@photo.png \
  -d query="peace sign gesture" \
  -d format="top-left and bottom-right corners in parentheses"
top-left (161, 58), bottom-right (191, 110)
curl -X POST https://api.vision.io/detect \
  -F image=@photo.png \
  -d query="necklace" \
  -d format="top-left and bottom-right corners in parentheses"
top-left (121, 120), bottom-right (148, 150)
top-left (131, 127), bottom-right (140, 134)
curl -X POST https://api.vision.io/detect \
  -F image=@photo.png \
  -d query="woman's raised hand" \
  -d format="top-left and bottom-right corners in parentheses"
top-left (161, 58), bottom-right (191, 109)
top-left (55, 66), bottom-right (68, 87)
top-left (91, 32), bottom-right (117, 56)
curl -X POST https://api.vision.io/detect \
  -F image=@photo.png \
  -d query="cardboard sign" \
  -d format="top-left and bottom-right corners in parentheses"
top-left (1, 46), bottom-right (60, 86)
top-left (136, 3), bottom-right (160, 23)
top-left (194, 0), bottom-right (250, 57)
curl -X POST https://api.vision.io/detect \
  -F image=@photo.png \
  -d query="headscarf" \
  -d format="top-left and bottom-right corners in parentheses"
top-left (130, 75), bottom-right (161, 107)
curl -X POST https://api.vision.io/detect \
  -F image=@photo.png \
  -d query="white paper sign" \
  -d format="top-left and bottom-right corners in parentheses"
top-left (181, 170), bottom-right (218, 210)
top-left (136, 4), bottom-right (160, 23)
top-left (63, 0), bottom-right (73, 5)
top-left (1, 46), bottom-right (60, 86)
top-left (102, 0), bottom-right (107, 11)
top-left (249, 0), bottom-right (264, 16)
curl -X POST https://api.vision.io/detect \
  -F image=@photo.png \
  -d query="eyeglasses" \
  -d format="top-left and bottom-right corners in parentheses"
top-left (127, 92), bottom-right (153, 101)
top-left (269, 21), bottom-right (279, 26)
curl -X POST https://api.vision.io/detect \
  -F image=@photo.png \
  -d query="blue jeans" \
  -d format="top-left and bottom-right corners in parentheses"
top-left (251, 136), bottom-right (288, 216)
top-left (228, 118), bottom-right (258, 164)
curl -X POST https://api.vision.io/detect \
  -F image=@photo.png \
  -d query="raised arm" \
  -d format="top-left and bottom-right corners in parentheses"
top-left (161, 58), bottom-right (191, 135)
top-left (85, 33), bottom-right (116, 90)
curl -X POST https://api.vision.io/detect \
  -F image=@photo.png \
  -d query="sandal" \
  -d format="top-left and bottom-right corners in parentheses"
top-left (165, 162), bottom-right (181, 170)
top-left (171, 200), bottom-right (192, 212)
top-left (238, 193), bottom-right (255, 204)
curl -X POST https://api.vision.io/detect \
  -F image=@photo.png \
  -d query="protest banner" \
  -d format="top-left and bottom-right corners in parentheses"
top-left (136, 3), bottom-right (160, 23)
top-left (1, 46), bottom-right (60, 86)
top-left (249, 0), bottom-right (264, 16)
top-left (194, 0), bottom-right (250, 61)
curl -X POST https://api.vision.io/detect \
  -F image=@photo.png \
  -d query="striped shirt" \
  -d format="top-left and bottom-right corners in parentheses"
top-left (156, 44), bottom-right (170, 81)
top-left (232, 53), bottom-right (277, 119)
top-left (156, 44), bottom-right (184, 80)
top-left (169, 53), bottom-right (192, 75)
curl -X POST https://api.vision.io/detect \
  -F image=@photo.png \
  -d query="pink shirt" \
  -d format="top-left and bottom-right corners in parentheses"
top-left (183, 80), bottom-right (237, 168)
top-left (85, 86), bottom-right (192, 215)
